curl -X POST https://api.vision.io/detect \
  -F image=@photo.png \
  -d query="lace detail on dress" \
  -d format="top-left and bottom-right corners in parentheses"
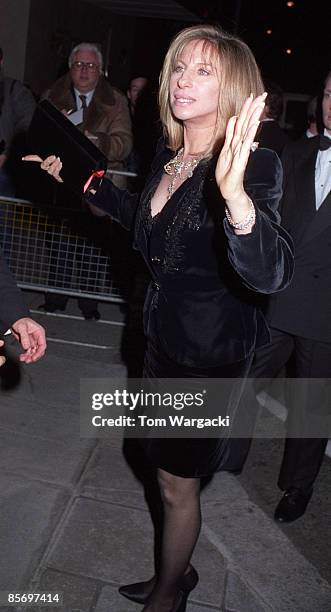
top-left (136, 160), bottom-right (210, 273)
top-left (162, 162), bottom-right (208, 273)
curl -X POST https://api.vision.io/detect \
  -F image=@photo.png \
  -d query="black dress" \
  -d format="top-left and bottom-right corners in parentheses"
top-left (87, 142), bottom-right (294, 477)
top-left (138, 192), bottom-right (253, 477)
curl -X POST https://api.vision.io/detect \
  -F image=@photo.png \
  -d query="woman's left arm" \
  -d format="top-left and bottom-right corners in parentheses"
top-left (215, 94), bottom-right (294, 293)
top-left (223, 148), bottom-right (294, 293)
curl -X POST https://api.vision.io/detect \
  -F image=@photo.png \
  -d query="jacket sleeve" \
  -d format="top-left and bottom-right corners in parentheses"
top-left (85, 177), bottom-right (140, 231)
top-left (0, 254), bottom-right (30, 334)
top-left (2, 79), bottom-right (36, 157)
top-left (86, 140), bottom-right (167, 229)
top-left (11, 81), bottom-right (36, 134)
top-left (96, 93), bottom-right (133, 162)
top-left (224, 148), bottom-right (294, 294)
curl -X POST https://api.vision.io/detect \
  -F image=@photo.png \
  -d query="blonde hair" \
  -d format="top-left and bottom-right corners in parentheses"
top-left (159, 24), bottom-right (264, 154)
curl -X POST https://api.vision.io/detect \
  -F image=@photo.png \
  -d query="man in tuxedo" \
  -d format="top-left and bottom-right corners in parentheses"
top-left (251, 70), bottom-right (331, 522)
top-left (0, 253), bottom-right (46, 365)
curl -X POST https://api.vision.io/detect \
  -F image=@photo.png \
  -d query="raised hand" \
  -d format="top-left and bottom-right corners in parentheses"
top-left (215, 93), bottom-right (267, 203)
top-left (22, 155), bottom-right (63, 182)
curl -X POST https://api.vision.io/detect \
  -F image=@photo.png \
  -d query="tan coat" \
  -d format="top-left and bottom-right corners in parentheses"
top-left (44, 73), bottom-right (132, 188)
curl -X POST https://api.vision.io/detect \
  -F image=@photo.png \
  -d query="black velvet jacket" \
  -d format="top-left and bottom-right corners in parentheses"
top-left (88, 143), bottom-right (294, 367)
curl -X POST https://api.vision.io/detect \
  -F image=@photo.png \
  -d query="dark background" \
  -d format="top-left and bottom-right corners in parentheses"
top-left (180, 0), bottom-right (330, 95)
top-left (1, 0), bottom-right (329, 134)
top-left (1, 0), bottom-right (328, 97)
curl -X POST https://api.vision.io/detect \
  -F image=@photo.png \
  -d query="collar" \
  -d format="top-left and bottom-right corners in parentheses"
top-left (74, 88), bottom-right (95, 107)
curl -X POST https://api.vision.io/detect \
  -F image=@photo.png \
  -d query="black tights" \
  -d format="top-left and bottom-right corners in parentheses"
top-left (143, 468), bottom-right (201, 611)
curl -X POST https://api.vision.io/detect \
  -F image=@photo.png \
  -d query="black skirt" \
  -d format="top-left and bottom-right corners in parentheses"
top-left (140, 341), bottom-right (253, 478)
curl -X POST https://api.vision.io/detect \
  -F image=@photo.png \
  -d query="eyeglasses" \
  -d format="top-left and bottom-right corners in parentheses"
top-left (71, 61), bottom-right (99, 72)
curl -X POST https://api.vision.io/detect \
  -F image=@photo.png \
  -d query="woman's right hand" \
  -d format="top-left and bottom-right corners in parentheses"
top-left (22, 155), bottom-right (63, 182)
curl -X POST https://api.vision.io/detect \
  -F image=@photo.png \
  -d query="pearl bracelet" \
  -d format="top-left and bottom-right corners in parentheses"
top-left (225, 198), bottom-right (256, 231)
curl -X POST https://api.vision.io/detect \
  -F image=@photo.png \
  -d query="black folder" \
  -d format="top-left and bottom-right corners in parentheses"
top-left (28, 100), bottom-right (108, 196)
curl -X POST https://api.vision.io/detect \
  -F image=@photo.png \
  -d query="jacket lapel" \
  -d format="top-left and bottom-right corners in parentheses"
top-left (84, 96), bottom-right (105, 132)
top-left (133, 147), bottom-right (170, 260)
top-left (152, 159), bottom-right (208, 230)
top-left (282, 139), bottom-right (318, 246)
top-left (299, 187), bottom-right (331, 245)
top-left (134, 154), bottom-right (208, 272)
top-left (47, 74), bottom-right (76, 111)
top-left (84, 78), bottom-right (115, 133)
top-left (291, 137), bottom-right (331, 246)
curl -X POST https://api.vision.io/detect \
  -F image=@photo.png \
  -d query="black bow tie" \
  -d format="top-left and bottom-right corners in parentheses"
top-left (319, 135), bottom-right (331, 151)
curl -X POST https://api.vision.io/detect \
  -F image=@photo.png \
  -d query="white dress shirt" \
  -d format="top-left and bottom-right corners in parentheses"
top-left (315, 129), bottom-right (331, 210)
top-left (74, 89), bottom-right (94, 109)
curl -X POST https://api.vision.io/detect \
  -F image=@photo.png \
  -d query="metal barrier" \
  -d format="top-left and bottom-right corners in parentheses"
top-left (0, 197), bottom-right (128, 302)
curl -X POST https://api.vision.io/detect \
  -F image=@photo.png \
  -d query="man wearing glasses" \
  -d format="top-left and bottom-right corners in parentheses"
top-left (44, 42), bottom-right (132, 189)
top-left (39, 43), bottom-right (133, 319)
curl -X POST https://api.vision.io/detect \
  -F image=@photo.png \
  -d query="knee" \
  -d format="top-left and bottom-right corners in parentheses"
top-left (157, 470), bottom-right (199, 508)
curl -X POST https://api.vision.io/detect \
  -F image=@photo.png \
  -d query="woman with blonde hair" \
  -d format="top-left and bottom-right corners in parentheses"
top-left (26, 23), bottom-right (293, 612)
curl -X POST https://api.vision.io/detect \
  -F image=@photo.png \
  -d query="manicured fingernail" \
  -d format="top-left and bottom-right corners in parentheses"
top-left (262, 92), bottom-right (268, 99)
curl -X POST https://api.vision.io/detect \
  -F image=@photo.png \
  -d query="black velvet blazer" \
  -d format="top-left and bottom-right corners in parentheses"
top-left (88, 142), bottom-right (294, 367)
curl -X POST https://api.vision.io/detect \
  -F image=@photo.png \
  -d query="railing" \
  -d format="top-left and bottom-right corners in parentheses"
top-left (0, 197), bottom-right (130, 302)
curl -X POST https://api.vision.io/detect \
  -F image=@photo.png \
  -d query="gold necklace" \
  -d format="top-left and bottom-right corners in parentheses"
top-left (164, 148), bottom-right (204, 200)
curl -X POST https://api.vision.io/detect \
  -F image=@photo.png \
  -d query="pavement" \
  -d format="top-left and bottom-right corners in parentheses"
top-left (0, 290), bottom-right (330, 612)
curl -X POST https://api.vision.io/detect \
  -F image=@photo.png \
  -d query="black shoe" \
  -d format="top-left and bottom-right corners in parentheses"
top-left (274, 488), bottom-right (313, 523)
top-left (82, 309), bottom-right (101, 321)
top-left (173, 590), bottom-right (189, 612)
top-left (38, 303), bottom-right (65, 313)
top-left (118, 565), bottom-right (198, 604)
